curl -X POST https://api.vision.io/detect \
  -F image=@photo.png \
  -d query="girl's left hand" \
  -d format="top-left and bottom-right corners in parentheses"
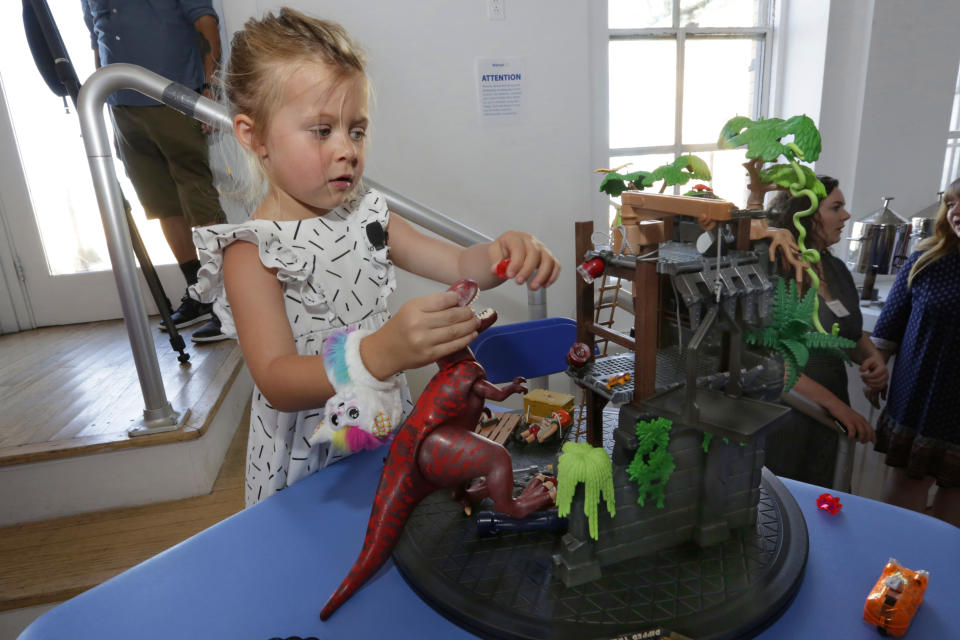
top-left (488, 231), bottom-right (561, 290)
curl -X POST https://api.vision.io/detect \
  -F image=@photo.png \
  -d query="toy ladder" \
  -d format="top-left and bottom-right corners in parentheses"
top-left (592, 274), bottom-right (623, 356)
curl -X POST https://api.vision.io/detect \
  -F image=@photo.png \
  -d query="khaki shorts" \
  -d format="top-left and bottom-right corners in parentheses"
top-left (111, 104), bottom-right (225, 226)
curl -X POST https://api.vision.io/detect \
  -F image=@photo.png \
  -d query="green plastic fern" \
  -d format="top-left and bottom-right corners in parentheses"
top-left (626, 417), bottom-right (676, 508)
top-left (745, 278), bottom-right (856, 391)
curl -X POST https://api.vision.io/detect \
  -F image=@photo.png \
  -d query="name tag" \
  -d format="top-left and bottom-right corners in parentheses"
top-left (825, 299), bottom-right (850, 318)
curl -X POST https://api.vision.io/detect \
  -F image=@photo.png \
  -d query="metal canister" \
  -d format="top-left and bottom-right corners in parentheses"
top-left (908, 193), bottom-right (943, 254)
top-left (847, 196), bottom-right (911, 275)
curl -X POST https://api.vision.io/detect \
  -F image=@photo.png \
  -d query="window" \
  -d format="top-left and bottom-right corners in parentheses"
top-left (605, 0), bottom-right (775, 215)
top-left (942, 59), bottom-right (960, 190)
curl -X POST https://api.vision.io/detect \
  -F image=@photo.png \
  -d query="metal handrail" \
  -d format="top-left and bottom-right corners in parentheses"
top-left (78, 63), bottom-right (546, 432)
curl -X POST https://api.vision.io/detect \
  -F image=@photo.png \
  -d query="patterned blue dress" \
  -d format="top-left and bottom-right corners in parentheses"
top-left (872, 249), bottom-right (960, 487)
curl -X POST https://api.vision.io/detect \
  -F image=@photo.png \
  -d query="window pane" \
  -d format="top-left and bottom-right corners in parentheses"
top-left (696, 149), bottom-right (750, 209)
top-left (680, 0), bottom-right (763, 27)
top-left (949, 60), bottom-right (960, 131)
top-left (609, 0), bottom-right (673, 29)
top-left (609, 40), bottom-right (676, 149)
top-left (682, 38), bottom-right (759, 146)
top-left (942, 140), bottom-right (960, 191)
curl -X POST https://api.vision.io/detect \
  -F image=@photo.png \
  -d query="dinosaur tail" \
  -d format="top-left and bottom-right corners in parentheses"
top-left (320, 426), bottom-right (432, 620)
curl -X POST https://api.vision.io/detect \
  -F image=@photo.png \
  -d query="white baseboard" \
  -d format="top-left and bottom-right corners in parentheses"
top-left (0, 367), bottom-right (253, 527)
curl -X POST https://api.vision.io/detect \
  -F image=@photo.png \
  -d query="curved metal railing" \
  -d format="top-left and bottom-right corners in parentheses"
top-left (78, 63), bottom-right (546, 433)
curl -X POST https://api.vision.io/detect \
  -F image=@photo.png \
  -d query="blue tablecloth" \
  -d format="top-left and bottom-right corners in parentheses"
top-left (19, 449), bottom-right (960, 639)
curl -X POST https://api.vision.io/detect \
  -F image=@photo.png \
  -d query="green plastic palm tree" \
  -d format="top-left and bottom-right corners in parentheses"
top-left (597, 154), bottom-right (712, 197)
top-left (745, 278), bottom-right (856, 391)
top-left (719, 114), bottom-right (832, 334)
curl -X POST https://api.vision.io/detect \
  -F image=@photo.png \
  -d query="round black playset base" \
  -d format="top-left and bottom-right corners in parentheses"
top-left (393, 469), bottom-right (808, 640)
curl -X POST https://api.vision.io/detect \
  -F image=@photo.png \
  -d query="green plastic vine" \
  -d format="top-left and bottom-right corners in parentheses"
top-left (626, 417), bottom-right (675, 508)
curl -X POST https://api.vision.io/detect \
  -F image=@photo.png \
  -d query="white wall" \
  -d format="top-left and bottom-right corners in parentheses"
top-left (220, 1), bottom-right (602, 393)
top-left (817, 0), bottom-right (960, 220)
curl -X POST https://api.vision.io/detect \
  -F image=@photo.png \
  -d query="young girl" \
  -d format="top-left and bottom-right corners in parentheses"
top-left (872, 177), bottom-right (960, 526)
top-left (191, 8), bottom-right (561, 506)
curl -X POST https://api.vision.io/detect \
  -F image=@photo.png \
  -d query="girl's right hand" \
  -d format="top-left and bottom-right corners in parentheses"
top-left (361, 290), bottom-right (480, 378)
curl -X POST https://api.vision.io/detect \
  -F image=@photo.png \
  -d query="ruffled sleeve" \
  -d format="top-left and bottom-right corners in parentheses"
top-left (188, 222), bottom-right (330, 338)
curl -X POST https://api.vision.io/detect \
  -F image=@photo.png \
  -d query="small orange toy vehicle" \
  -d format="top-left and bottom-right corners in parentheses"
top-left (863, 558), bottom-right (929, 636)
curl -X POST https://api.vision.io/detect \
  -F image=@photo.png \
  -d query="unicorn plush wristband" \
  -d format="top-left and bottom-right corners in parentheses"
top-left (324, 328), bottom-right (396, 392)
top-left (311, 328), bottom-right (403, 455)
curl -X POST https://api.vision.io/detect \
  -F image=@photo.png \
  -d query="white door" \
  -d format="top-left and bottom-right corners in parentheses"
top-left (0, 1), bottom-right (185, 331)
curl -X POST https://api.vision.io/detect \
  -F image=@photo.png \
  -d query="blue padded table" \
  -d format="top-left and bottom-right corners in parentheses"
top-left (20, 449), bottom-right (960, 640)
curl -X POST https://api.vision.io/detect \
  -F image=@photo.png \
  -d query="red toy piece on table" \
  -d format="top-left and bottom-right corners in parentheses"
top-left (863, 558), bottom-right (929, 636)
top-left (816, 492), bottom-right (842, 514)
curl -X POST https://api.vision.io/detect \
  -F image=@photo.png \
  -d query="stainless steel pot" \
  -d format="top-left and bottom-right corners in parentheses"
top-left (908, 193), bottom-right (943, 254)
top-left (846, 196), bottom-right (911, 275)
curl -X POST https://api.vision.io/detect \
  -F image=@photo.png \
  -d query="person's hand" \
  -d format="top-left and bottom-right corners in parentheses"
top-left (827, 402), bottom-right (876, 444)
top-left (859, 354), bottom-right (889, 391)
top-left (362, 290), bottom-right (479, 377)
top-left (488, 231), bottom-right (561, 290)
top-left (863, 386), bottom-right (886, 410)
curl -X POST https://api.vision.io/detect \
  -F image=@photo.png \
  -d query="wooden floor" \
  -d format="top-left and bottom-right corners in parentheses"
top-left (0, 403), bottom-right (248, 612)
top-left (0, 318), bottom-right (241, 466)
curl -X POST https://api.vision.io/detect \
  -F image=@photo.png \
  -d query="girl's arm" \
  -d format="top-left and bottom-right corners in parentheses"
top-left (385, 214), bottom-right (561, 291)
top-left (791, 374), bottom-right (876, 444)
top-left (853, 331), bottom-right (889, 392)
top-left (223, 241), bottom-right (336, 412)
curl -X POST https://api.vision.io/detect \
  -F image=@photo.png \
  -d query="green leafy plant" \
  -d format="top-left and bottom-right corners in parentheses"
top-left (556, 441), bottom-right (616, 540)
top-left (626, 417), bottom-right (675, 508)
top-left (597, 155), bottom-right (712, 197)
top-left (745, 278), bottom-right (856, 391)
top-left (719, 114), bottom-right (831, 333)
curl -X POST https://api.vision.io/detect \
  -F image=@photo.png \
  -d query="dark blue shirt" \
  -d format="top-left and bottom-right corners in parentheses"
top-left (872, 250), bottom-right (960, 443)
top-left (81, 0), bottom-right (216, 106)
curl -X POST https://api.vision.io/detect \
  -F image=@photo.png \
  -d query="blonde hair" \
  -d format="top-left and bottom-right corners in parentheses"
top-left (214, 8), bottom-right (369, 211)
top-left (908, 177), bottom-right (960, 287)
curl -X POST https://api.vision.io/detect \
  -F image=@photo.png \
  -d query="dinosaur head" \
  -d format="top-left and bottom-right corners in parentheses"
top-left (434, 279), bottom-right (496, 370)
top-left (449, 279), bottom-right (497, 333)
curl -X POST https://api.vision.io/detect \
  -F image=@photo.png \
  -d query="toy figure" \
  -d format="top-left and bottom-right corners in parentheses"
top-left (519, 409), bottom-right (572, 443)
top-left (320, 279), bottom-right (556, 620)
top-left (863, 558), bottom-right (929, 636)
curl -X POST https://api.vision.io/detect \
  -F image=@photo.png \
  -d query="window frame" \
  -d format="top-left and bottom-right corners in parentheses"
top-left (605, 2), bottom-right (777, 192)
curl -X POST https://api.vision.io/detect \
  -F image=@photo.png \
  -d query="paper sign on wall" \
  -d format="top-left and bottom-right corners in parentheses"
top-left (476, 58), bottom-right (525, 125)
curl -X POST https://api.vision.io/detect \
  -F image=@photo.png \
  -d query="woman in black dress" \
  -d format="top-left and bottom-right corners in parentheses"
top-left (763, 176), bottom-right (888, 489)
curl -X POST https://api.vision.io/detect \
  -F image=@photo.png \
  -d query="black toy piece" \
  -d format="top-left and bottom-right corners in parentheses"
top-left (394, 467), bottom-right (807, 640)
top-left (476, 508), bottom-right (567, 537)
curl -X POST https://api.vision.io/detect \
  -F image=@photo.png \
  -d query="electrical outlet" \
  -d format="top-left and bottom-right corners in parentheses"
top-left (488, 0), bottom-right (505, 21)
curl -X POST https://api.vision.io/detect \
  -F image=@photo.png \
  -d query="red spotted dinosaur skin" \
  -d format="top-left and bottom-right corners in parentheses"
top-left (320, 280), bottom-right (554, 620)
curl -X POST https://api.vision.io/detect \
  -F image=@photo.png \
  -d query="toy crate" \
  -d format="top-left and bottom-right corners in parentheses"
top-left (523, 388), bottom-right (574, 422)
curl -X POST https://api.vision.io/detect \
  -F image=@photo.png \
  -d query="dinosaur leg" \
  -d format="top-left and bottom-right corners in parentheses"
top-left (420, 426), bottom-right (554, 519)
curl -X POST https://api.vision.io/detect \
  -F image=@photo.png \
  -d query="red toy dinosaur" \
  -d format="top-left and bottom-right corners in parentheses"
top-left (320, 279), bottom-right (556, 620)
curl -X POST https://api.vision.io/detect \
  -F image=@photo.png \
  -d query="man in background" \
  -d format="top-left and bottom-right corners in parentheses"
top-left (82, 0), bottom-right (228, 342)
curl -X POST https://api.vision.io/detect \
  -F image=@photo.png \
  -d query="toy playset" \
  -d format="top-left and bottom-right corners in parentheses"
top-left (318, 116), bottom-right (927, 638)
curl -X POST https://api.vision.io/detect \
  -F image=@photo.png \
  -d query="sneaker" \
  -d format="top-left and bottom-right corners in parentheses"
top-left (191, 313), bottom-right (229, 343)
top-left (160, 295), bottom-right (212, 331)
